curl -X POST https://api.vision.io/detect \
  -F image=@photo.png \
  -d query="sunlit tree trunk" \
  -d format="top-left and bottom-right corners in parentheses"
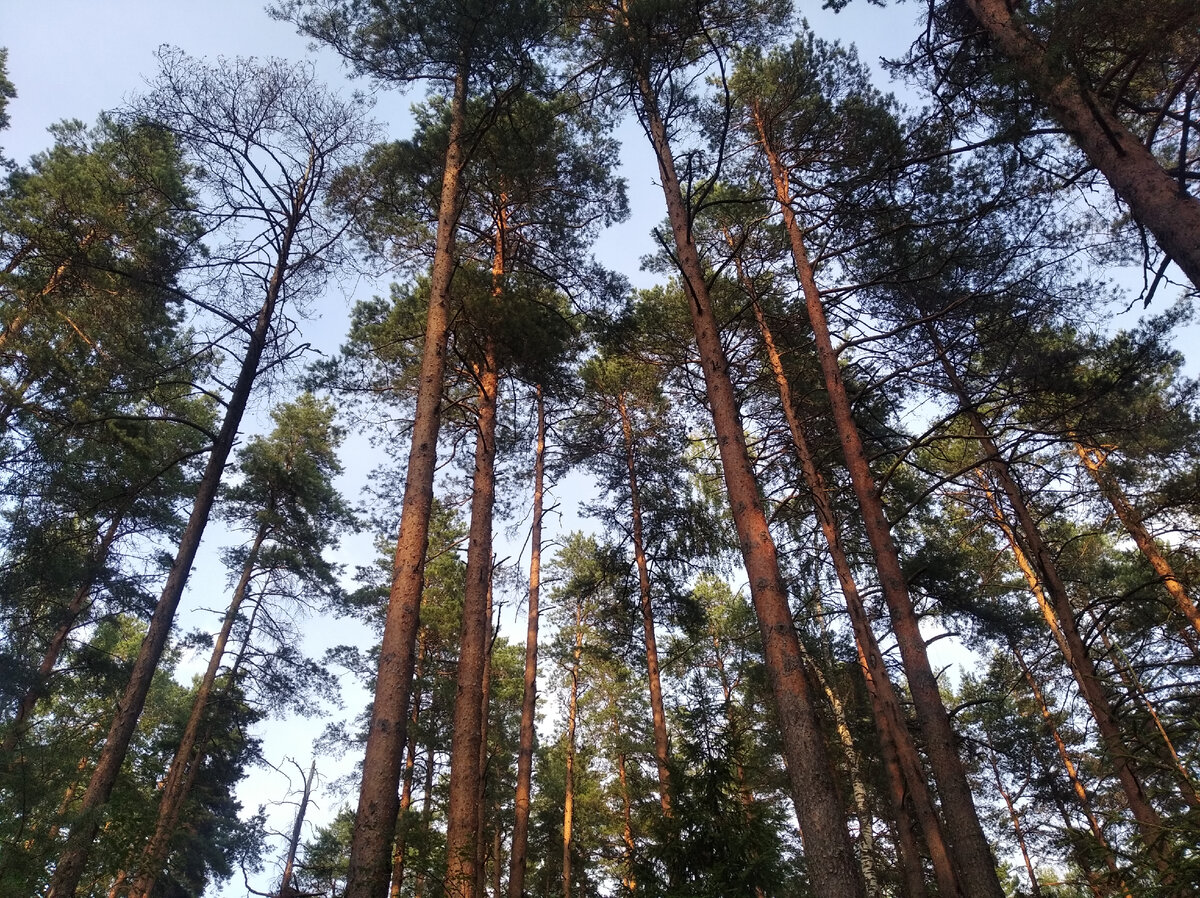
top-left (628, 54), bottom-right (865, 898)
top-left (444, 337), bottom-right (500, 898)
top-left (562, 600), bottom-right (584, 898)
top-left (1074, 442), bottom-right (1200, 640)
top-left (755, 122), bottom-right (1004, 895)
top-left (734, 247), bottom-right (953, 898)
top-left (932, 327), bottom-right (1168, 861)
top-left (616, 390), bottom-right (672, 815)
top-left (348, 57), bottom-right (469, 898)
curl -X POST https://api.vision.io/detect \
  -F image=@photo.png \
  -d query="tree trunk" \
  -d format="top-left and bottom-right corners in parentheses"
top-left (346, 57), bottom-right (469, 898)
top-left (389, 637), bottom-right (427, 898)
top-left (474, 582), bottom-right (496, 898)
top-left (278, 758), bottom-right (318, 898)
top-left (509, 385), bottom-right (545, 898)
top-left (987, 748), bottom-right (1042, 898)
top-left (963, 0), bottom-right (1200, 291)
top-left (616, 390), bottom-right (672, 815)
top-left (1074, 442), bottom-right (1200, 640)
top-left (47, 175), bottom-right (304, 897)
top-left (733, 245), bottom-right (953, 898)
top-left (753, 113), bottom-right (1000, 898)
top-left (444, 339), bottom-right (499, 898)
top-left (1010, 645), bottom-right (1129, 894)
top-left (929, 328), bottom-right (1168, 861)
top-left (126, 522), bottom-right (269, 898)
top-left (562, 601), bottom-right (583, 898)
top-left (628, 59), bottom-right (865, 898)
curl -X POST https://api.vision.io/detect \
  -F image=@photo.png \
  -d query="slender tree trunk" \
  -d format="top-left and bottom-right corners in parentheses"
top-left (412, 721), bottom-right (437, 898)
top-left (127, 523), bottom-right (269, 898)
top-left (389, 637), bottom-right (427, 898)
top-left (753, 119), bottom-right (1000, 898)
top-left (734, 246), bottom-right (951, 898)
top-left (1095, 624), bottom-right (1200, 808)
top-left (3, 513), bottom-right (123, 756)
top-left (562, 601), bottom-right (584, 898)
top-left (963, 0), bottom-right (1200, 291)
top-left (615, 736), bottom-right (636, 893)
top-left (616, 390), bottom-right (672, 815)
top-left (1011, 646), bottom-right (1130, 896)
top-left (810, 662), bottom-right (881, 897)
top-left (444, 340), bottom-right (499, 898)
top-left (987, 749), bottom-right (1042, 898)
top-left (278, 758), bottom-right (318, 898)
top-left (346, 58), bottom-right (469, 898)
top-left (628, 59), bottom-right (864, 898)
top-left (474, 582), bottom-right (496, 898)
top-left (509, 385), bottom-right (545, 898)
top-left (47, 175), bottom-right (307, 897)
top-left (929, 330), bottom-right (1168, 860)
top-left (1074, 442), bottom-right (1200, 640)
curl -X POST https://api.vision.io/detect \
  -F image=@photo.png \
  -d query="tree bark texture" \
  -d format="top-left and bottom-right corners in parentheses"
top-left (345, 59), bottom-right (469, 898)
top-left (443, 340), bottom-right (499, 898)
top-left (509, 385), bottom-right (545, 898)
top-left (962, 0), bottom-right (1200, 290)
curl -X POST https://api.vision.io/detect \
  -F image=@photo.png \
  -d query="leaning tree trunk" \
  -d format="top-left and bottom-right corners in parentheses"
top-left (630, 61), bottom-right (865, 898)
top-left (930, 328), bottom-right (1168, 863)
top-left (444, 339), bottom-right (499, 898)
top-left (278, 758), bottom-right (318, 898)
top-left (509, 384), bottom-right (545, 898)
top-left (752, 110), bottom-right (1001, 898)
top-left (1074, 442), bottom-right (1200, 640)
top-left (616, 390), bottom-right (672, 815)
top-left (127, 522), bottom-right (269, 898)
top-left (47, 179), bottom-right (306, 897)
top-left (963, 0), bottom-right (1200, 291)
top-left (345, 57), bottom-right (470, 898)
top-left (732, 246), bottom-right (957, 898)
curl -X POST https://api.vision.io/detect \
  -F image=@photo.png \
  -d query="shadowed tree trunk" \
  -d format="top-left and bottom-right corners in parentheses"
top-left (509, 384), bottom-right (545, 898)
top-left (444, 337), bottom-right (499, 898)
top-left (962, 0), bottom-right (1200, 290)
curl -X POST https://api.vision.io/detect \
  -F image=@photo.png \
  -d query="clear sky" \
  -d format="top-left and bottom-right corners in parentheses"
top-left (2, 2), bottom-right (925, 895)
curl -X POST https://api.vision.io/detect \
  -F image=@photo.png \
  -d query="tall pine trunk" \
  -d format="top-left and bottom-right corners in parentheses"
top-left (47, 171), bottom-right (308, 896)
top-left (346, 57), bottom-right (469, 898)
top-left (752, 113), bottom-right (1002, 898)
top-left (734, 248), bottom-right (956, 898)
top-left (963, 0), bottom-right (1200, 290)
top-left (444, 339), bottom-right (499, 898)
top-left (127, 522), bottom-right (269, 897)
top-left (616, 390), bottom-right (672, 814)
top-left (631, 65), bottom-right (865, 898)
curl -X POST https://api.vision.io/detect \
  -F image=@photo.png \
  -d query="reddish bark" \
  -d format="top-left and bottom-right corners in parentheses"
top-left (752, 113), bottom-right (1000, 898)
top-left (345, 59), bottom-right (469, 898)
top-left (443, 340), bottom-right (499, 898)
top-left (631, 65), bottom-right (864, 898)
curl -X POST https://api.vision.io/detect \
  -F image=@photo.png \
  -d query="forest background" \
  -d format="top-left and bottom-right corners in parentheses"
top-left (3, 0), bottom-right (1199, 897)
